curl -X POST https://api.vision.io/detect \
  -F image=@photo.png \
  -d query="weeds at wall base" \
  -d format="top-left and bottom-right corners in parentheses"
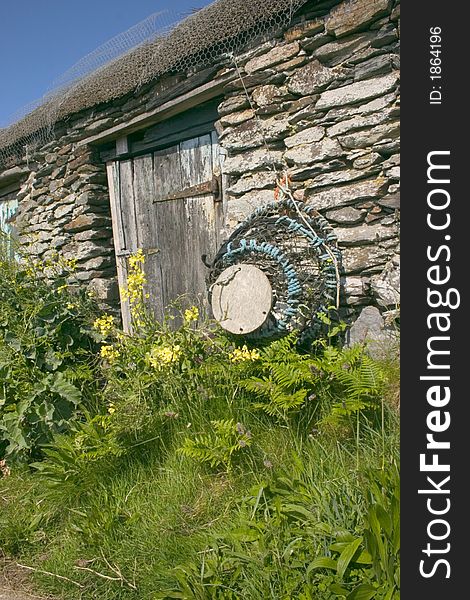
top-left (0, 253), bottom-right (400, 599)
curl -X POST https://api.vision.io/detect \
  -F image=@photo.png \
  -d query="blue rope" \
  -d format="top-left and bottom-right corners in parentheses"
top-left (212, 196), bottom-right (341, 338)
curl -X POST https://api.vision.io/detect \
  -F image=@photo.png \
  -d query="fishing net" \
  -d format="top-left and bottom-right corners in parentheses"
top-left (208, 189), bottom-right (341, 340)
top-left (0, 0), bottom-right (311, 168)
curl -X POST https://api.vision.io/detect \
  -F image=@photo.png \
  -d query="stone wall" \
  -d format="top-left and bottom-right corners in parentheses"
top-left (217, 0), bottom-right (400, 333)
top-left (0, 0), bottom-right (400, 331)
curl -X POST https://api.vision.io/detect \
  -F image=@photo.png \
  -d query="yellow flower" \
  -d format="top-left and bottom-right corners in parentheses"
top-left (94, 314), bottom-right (115, 337)
top-left (66, 303), bottom-right (76, 310)
top-left (121, 250), bottom-right (147, 308)
top-left (184, 306), bottom-right (199, 323)
top-left (229, 345), bottom-right (260, 363)
top-left (128, 248), bottom-right (145, 268)
top-left (100, 345), bottom-right (120, 362)
top-left (107, 402), bottom-right (116, 415)
top-left (148, 344), bottom-right (182, 369)
top-left (57, 284), bottom-right (68, 294)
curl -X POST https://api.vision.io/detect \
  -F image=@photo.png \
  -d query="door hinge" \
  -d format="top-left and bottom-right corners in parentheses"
top-left (115, 248), bottom-right (160, 258)
top-left (155, 174), bottom-right (222, 203)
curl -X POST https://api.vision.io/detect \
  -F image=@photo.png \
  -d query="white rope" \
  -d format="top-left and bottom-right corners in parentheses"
top-left (231, 54), bottom-right (280, 179)
top-left (277, 176), bottom-right (341, 309)
top-left (231, 48), bottom-right (341, 310)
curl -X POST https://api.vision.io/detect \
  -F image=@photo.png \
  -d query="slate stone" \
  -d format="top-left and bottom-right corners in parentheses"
top-left (226, 190), bottom-right (276, 228)
top-left (64, 214), bottom-right (111, 233)
top-left (339, 120), bottom-right (400, 149)
top-left (352, 152), bottom-right (383, 169)
top-left (289, 160), bottom-right (347, 182)
top-left (284, 137), bottom-right (343, 166)
top-left (327, 109), bottom-right (393, 137)
top-left (346, 305), bottom-right (397, 359)
top-left (245, 42), bottom-right (300, 74)
top-left (287, 60), bottom-right (337, 95)
top-left (316, 73), bottom-right (399, 110)
top-left (371, 256), bottom-right (400, 308)
top-left (252, 85), bottom-right (285, 107)
top-left (276, 56), bottom-right (309, 73)
top-left (300, 32), bottom-right (334, 53)
top-left (87, 278), bottom-right (119, 302)
top-left (377, 193), bottom-right (400, 210)
top-left (354, 54), bottom-right (392, 81)
top-left (83, 117), bottom-right (114, 134)
top-left (284, 18), bottom-right (324, 42)
top-left (223, 148), bottom-right (284, 175)
top-left (342, 275), bottom-right (370, 304)
top-left (54, 203), bottom-right (75, 219)
top-left (218, 95), bottom-right (250, 116)
top-left (313, 33), bottom-right (375, 67)
top-left (371, 24), bottom-right (398, 49)
top-left (341, 244), bottom-right (390, 274)
top-left (326, 0), bottom-right (391, 38)
top-left (306, 178), bottom-right (387, 210)
top-left (284, 126), bottom-right (325, 148)
top-left (335, 223), bottom-right (396, 246)
top-left (306, 168), bottom-right (384, 191)
top-left (222, 116), bottom-right (289, 151)
top-left (227, 171), bottom-right (276, 196)
top-left (326, 206), bottom-right (365, 224)
top-left (219, 109), bottom-right (255, 127)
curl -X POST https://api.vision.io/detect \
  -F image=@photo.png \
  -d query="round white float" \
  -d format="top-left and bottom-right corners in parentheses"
top-left (211, 264), bottom-right (272, 334)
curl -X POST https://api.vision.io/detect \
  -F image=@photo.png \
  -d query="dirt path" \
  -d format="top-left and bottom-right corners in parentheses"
top-left (0, 591), bottom-right (49, 600)
top-left (0, 558), bottom-right (55, 600)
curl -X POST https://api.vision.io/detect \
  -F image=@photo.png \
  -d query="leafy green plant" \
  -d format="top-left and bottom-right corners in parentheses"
top-left (241, 333), bottom-right (313, 417)
top-left (0, 253), bottom-right (101, 460)
top-left (309, 464), bottom-right (400, 599)
top-left (178, 419), bottom-right (252, 471)
top-left (0, 246), bottom-right (399, 600)
top-left (30, 414), bottom-right (123, 506)
top-left (319, 348), bottom-right (386, 426)
top-left (363, 464), bottom-right (400, 597)
top-left (240, 332), bottom-right (386, 430)
top-left (158, 448), bottom-right (399, 600)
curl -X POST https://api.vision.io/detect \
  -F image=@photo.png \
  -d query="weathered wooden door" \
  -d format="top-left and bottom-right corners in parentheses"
top-left (106, 131), bottom-right (222, 329)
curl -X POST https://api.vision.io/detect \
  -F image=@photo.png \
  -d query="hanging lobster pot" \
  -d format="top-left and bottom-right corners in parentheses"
top-left (208, 196), bottom-right (341, 340)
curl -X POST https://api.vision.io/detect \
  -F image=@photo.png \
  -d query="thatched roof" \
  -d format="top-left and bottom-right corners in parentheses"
top-left (0, 0), bottom-right (310, 159)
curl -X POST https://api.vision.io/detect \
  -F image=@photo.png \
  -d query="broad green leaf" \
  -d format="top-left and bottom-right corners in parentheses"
top-left (355, 550), bottom-right (373, 565)
top-left (307, 556), bottom-right (337, 574)
top-left (329, 583), bottom-right (350, 596)
top-left (337, 537), bottom-right (363, 579)
top-left (347, 583), bottom-right (377, 600)
top-left (4, 331), bottom-right (21, 351)
top-left (284, 503), bottom-right (315, 520)
top-left (376, 504), bottom-right (392, 537)
top-left (50, 372), bottom-right (81, 405)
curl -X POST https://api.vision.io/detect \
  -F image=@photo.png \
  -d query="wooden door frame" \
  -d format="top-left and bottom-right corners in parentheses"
top-left (106, 128), bottom-right (225, 330)
top-left (85, 77), bottom-right (231, 330)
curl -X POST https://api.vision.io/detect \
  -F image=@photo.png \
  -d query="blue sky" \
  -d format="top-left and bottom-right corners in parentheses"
top-left (0, 0), bottom-right (210, 127)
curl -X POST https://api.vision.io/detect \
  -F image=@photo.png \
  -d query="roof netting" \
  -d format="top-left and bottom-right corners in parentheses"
top-left (0, 0), bottom-right (310, 168)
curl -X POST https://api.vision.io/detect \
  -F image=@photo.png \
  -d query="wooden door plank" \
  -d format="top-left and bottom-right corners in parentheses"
top-left (118, 159), bottom-right (139, 253)
top-left (133, 153), bottom-right (165, 322)
top-left (153, 145), bottom-right (187, 320)
top-left (179, 135), bottom-right (218, 313)
top-left (106, 161), bottom-right (131, 331)
top-left (132, 154), bottom-right (154, 248)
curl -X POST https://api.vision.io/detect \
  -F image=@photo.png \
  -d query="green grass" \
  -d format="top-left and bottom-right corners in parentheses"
top-left (0, 407), bottom-right (399, 599)
top-left (0, 253), bottom-right (400, 599)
